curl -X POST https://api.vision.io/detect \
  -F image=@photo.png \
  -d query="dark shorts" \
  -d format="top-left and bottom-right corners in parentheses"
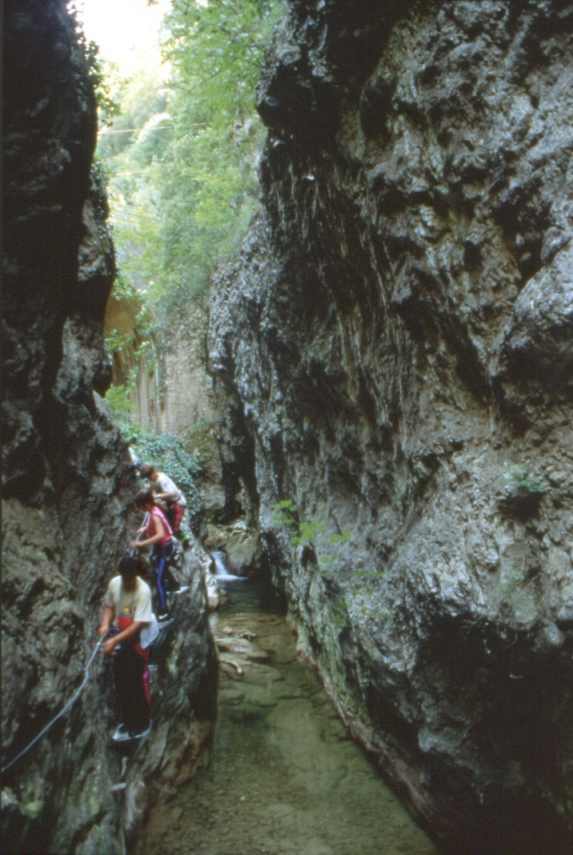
top-left (107, 622), bottom-right (151, 730)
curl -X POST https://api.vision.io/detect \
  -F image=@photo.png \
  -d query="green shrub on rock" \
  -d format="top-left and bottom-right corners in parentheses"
top-left (498, 464), bottom-right (547, 519)
top-left (126, 425), bottom-right (203, 529)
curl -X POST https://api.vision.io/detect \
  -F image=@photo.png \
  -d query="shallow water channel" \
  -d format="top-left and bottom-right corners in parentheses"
top-left (139, 580), bottom-right (439, 855)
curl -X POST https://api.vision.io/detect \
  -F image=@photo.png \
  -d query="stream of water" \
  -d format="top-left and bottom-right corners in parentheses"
top-left (137, 579), bottom-right (439, 855)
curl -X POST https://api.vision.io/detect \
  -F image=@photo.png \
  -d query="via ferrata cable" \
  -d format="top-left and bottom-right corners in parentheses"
top-left (1, 640), bottom-right (103, 777)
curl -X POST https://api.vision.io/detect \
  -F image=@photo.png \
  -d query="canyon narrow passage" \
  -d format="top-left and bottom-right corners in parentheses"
top-left (136, 580), bottom-right (438, 855)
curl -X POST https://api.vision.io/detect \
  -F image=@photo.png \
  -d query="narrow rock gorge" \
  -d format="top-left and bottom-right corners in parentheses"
top-left (209, 1), bottom-right (573, 852)
top-left (4, 1), bottom-right (573, 853)
top-left (2, 3), bottom-right (216, 853)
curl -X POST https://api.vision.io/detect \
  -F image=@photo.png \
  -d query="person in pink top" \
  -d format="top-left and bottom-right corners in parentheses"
top-left (132, 489), bottom-right (175, 620)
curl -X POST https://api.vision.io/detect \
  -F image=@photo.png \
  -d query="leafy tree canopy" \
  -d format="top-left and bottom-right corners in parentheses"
top-left (99, 0), bottom-right (282, 333)
top-left (100, 0), bottom-right (283, 438)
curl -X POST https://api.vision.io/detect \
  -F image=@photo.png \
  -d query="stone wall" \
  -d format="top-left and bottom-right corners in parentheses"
top-left (1, 3), bottom-right (215, 852)
top-left (105, 296), bottom-right (214, 438)
top-left (209, 1), bottom-right (573, 852)
top-left (159, 304), bottom-right (215, 437)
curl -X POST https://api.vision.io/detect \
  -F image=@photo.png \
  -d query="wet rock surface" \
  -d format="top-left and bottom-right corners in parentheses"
top-left (210, 1), bottom-right (573, 852)
top-left (136, 582), bottom-right (437, 855)
top-left (205, 521), bottom-right (259, 577)
top-left (2, 3), bottom-right (215, 853)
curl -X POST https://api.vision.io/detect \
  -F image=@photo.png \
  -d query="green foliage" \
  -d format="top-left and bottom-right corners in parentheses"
top-left (149, 0), bottom-right (280, 310)
top-left (105, 383), bottom-right (132, 418)
top-left (271, 500), bottom-right (351, 550)
top-left (124, 425), bottom-right (203, 525)
top-left (104, 273), bottom-right (156, 418)
top-left (295, 519), bottom-right (326, 547)
top-left (329, 531), bottom-right (352, 546)
top-left (105, 329), bottom-right (132, 356)
top-left (67, 2), bottom-right (120, 126)
top-left (95, 0), bottom-right (283, 347)
top-left (501, 465), bottom-right (546, 496)
top-left (352, 567), bottom-right (383, 592)
top-left (98, 72), bottom-right (168, 161)
top-left (93, 0), bottom-right (284, 443)
top-left (272, 499), bottom-right (298, 531)
top-left (498, 464), bottom-right (546, 519)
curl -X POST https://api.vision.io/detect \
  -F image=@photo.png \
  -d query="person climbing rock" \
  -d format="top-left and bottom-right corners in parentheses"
top-left (132, 488), bottom-right (176, 621)
top-left (140, 463), bottom-right (187, 535)
top-left (98, 551), bottom-right (158, 742)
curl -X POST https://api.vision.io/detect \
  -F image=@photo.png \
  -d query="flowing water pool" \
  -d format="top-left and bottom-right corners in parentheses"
top-left (137, 580), bottom-right (439, 855)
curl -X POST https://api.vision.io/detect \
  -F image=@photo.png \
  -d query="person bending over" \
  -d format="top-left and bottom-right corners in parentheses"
top-left (132, 488), bottom-right (175, 620)
top-left (140, 464), bottom-right (187, 535)
top-left (98, 552), bottom-right (158, 741)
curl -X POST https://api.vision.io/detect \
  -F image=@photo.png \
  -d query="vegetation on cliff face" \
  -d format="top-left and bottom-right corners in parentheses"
top-left (68, 1), bottom-right (120, 127)
top-left (99, 0), bottom-right (282, 428)
top-left (129, 425), bottom-right (203, 529)
top-left (154, 0), bottom-right (279, 310)
top-left (209, 1), bottom-right (573, 852)
top-left (91, 0), bottom-right (282, 523)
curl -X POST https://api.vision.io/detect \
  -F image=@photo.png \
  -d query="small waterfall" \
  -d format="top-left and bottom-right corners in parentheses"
top-left (211, 550), bottom-right (245, 581)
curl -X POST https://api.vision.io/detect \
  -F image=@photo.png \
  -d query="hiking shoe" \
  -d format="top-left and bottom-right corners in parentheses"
top-left (112, 723), bottom-right (130, 742)
top-left (128, 723), bottom-right (151, 740)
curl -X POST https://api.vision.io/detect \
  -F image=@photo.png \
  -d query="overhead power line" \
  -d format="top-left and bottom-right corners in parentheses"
top-left (99, 122), bottom-right (207, 136)
top-left (100, 125), bottom-right (173, 135)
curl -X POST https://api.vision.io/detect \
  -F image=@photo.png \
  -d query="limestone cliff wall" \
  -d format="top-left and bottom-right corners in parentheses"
top-left (159, 306), bottom-right (215, 437)
top-left (1, 4), bottom-right (215, 853)
top-left (105, 297), bottom-right (214, 438)
top-left (209, 1), bottom-right (573, 852)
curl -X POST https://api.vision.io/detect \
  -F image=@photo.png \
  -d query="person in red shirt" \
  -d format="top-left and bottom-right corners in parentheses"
top-left (131, 489), bottom-right (175, 621)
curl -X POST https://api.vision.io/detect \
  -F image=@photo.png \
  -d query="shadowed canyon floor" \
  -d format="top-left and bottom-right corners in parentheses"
top-left (136, 581), bottom-right (438, 855)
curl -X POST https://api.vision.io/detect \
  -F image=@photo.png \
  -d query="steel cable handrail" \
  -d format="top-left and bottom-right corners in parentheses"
top-left (1, 639), bottom-right (103, 776)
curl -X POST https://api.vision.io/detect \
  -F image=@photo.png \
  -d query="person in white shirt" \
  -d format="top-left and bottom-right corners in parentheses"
top-left (98, 552), bottom-right (159, 741)
top-left (140, 464), bottom-right (187, 534)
